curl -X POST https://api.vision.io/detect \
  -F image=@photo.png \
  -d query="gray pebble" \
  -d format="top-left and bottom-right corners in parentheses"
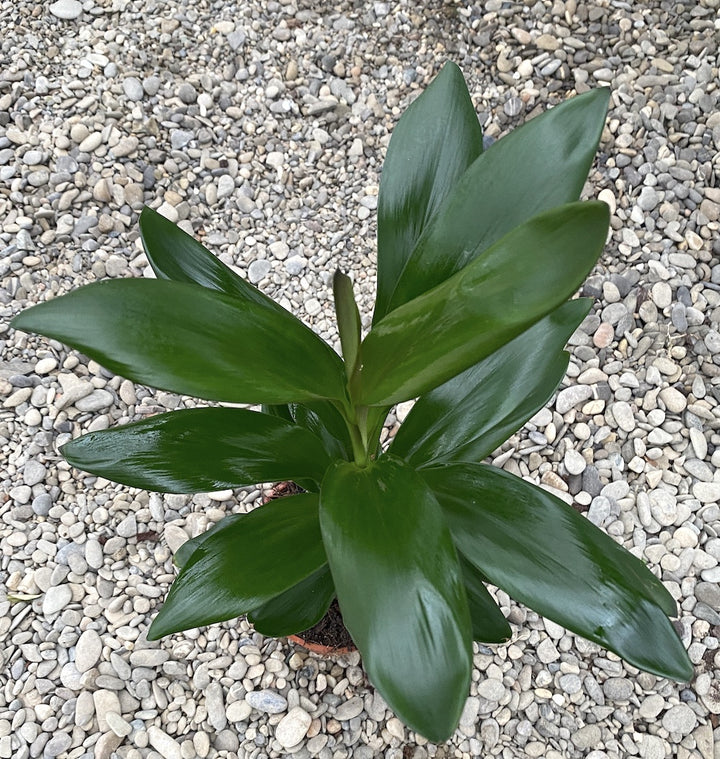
top-left (49, 0), bottom-right (82, 19)
top-left (123, 77), bottom-right (144, 102)
top-left (248, 259), bottom-right (271, 284)
top-left (177, 83), bottom-right (198, 104)
top-left (245, 689), bottom-right (288, 714)
top-left (43, 584), bottom-right (72, 616)
top-left (23, 459), bottom-right (47, 486)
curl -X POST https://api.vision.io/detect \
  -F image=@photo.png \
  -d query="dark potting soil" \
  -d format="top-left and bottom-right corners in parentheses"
top-left (296, 598), bottom-right (356, 651)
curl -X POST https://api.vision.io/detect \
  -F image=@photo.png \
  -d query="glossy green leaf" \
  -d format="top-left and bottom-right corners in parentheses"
top-left (292, 401), bottom-right (353, 461)
top-left (333, 270), bottom-right (362, 378)
top-left (423, 463), bottom-right (692, 681)
top-left (61, 408), bottom-right (331, 492)
top-left (460, 555), bottom-right (512, 644)
top-left (139, 206), bottom-right (287, 314)
top-left (320, 456), bottom-right (472, 742)
top-left (374, 62), bottom-right (483, 323)
top-left (390, 299), bottom-right (591, 467)
top-left (11, 279), bottom-right (346, 405)
top-left (248, 565), bottom-right (335, 638)
top-left (148, 493), bottom-right (326, 639)
top-left (261, 403), bottom-right (295, 423)
top-left (355, 202), bottom-right (609, 406)
top-left (385, 87), bottom-right (610, 313)
top-left (174, 514), bottom-right (240, 569)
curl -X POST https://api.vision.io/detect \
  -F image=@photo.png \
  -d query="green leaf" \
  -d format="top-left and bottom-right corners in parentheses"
top-left (148, 493), bottom-right (326, 639)
top-left (61, 408), bottom-right (331, 492)
top-left (320, 456), bottom-right (472, 742)
top-left (355, 202), bottom-right (609, 406)
top-left (333, 270), bottom-right (362, 378)
top-left (292, 401), bottom-right (353, 461)
top-left (423, 463), bottom-right (693, 681)
top-left (261, 403), bottom-right (295, 424)
top-left (374, 62), bottom-right (483, 323)
top-left (390, 299), bottom-right (591, 467)
top-left (460, 555), bottom-right (512, 644)
top-left (385, 87), bottom-right (610, 313)
top-left (248, 565), bottom-right (335, 638)
top-left (12, 279), bottom-right (346, 405)
top-left (139, 206), bottom-right (287, 314)
top-left (174, 514), bottom-right (240, 569)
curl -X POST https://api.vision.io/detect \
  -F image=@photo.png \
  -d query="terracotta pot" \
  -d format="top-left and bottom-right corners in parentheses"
top-left (288, 633), bottom-right (356, 657)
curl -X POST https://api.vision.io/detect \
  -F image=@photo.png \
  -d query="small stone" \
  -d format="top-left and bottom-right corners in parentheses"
top-left (105, 711), bottom-right (132, 738)
top-left (593, 322), bottom-right (614, 348)
top-left (556, 385), bottom-right (593, 414)
top-left (23, 460), bottom-right (46, 486)
top-left (640, 735), bottom-right (667, 759)
top-left (35, 357), bottom-right (58, 374)
top-left (536, 638), bottom-right (560, 663)
top-left (334, 696), bottom-right (364, 721)
top-left (639, 694), bottom-right (665, 720)
top-left (75, 629), bottom-right (102, 672)
top-left (43, 733), bottom-right (72, 757)
top-left (206, 682), bottom-right (226, 731)
top-left (611, 401), bottom-right (635, 432)
top-left (49, 0), bottom-right (82, 19)
top-left (94, 732), bottom-right (123, 759)
top-left (477, 678), bottom-right (506, 701)
top-left (227, 30), bottom-right (246, 50)
top-left (129, 648), bottom-right (169, 667)
top-left (116, 514), bottom-right (136, 538)
top-left (269, 240), bottom-right (289, 260)
top-left (661, 703), bottom-right (697, 735)
top-left (93, 690), bottom-right (121, 732)
top-left (217, 174), bottom-right (235, 199)
top-left (285, 255), bottom-right (306, 275)
top-left (693, 482), bottom-right (720, 503)
top-left (112, 136), bottom-right (139, 158)
top-left (148, 727), bottom-right (182, 759)
top-left (78, 132), bottom-right (103, 153)
top-left (535, 33), bottom-right (560, 50)
top-left (226, 700), bottom-right (253, 722)
top-left (638, 186), bottom-right (660, 211)
top-left (177, 83), bottom-right (198, 103)
top-left (75, 389), bottom-right (114, 412)
top-left (43, 584), bottom-right (72, 616)
top-left (248, 259), bottom-right (271, 283)
top-left (245, 689), bottom-right (288, 714)
top-left (170, 130), bottom-right (194, 150)
top-left (658, 387), bottom-right (686, 413)
top-left (603, 677), bottom-right (634, 700)
top-left (275, 707), bottom-right (312, 748)
top-left (123, 77), bottom-right (144, 101)
top-left (564, 449), bottom-right (586, 475)
top-left (572, 724), bottom-right (601, 750)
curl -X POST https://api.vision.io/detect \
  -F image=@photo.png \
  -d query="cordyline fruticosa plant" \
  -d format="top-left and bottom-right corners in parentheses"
top-left (12, 63), bottom-right (692, 741)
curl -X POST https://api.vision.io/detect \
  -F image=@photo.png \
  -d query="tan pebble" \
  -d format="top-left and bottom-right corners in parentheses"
top-left (593, 322), bottom-right (614, 348)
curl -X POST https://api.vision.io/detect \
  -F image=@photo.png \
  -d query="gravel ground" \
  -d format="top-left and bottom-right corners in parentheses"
top-left (2, 0), bottom-right (720, 757)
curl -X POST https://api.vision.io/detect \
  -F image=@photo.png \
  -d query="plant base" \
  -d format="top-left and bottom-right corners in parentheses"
top-left (289, 598), bottom-right (356, 656)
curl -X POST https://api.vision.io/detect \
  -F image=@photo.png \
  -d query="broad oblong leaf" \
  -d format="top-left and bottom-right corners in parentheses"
top-left (139, 206), bottom-right (287, 314)
top-left (423, 463), bottom-right (693, 681)
top-left (248, 565), bottom-right (335, 638)
top-left (320, 456), bottom-right (472, 742)
top-left (385, 87), bottom-right (610, 312)
top-left (460, 555), bottom-right (512, 644)
top-left (61, 408), bottom-right (331, 492)
top-left (374, 61), bottom-right (483, 322)
top-left (174, 514), bottom-right (241, 568)
top-left (12, 280), bottom-right (346, 405)
top-left (148, 493), bottom-right (325, 639)
top-left (390, 299), bottom-right (591, 467)
top-left (354, 202), bottom-right (609, 406)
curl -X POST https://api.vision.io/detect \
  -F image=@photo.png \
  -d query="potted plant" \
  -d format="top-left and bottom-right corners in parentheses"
top-left (11, 62), bottom-right (692, 742)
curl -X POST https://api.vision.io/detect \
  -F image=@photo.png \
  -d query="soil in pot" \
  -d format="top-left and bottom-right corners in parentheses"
top-left (289, 598), bottom-right (356, 655)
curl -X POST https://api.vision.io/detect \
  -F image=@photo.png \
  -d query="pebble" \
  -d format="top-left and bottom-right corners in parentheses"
top-left (147, 727), bottom-right (182, 759)
top-left (245, 690), bottom-right (288, 714)
top-left (49, 0), bottom-right (82, 19)
top-left (275, 707), bottom-right (312, 748)
top-left (42, 584), bottom-right (72, 615)
top-left (661, 703), bottom-right (697, 735)
top-left (334, 696), bottom-right (365, 721)
top-left (75, 629), bottom-right (102, 672)
top-left (123, 77), bottom-right (144, 102)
